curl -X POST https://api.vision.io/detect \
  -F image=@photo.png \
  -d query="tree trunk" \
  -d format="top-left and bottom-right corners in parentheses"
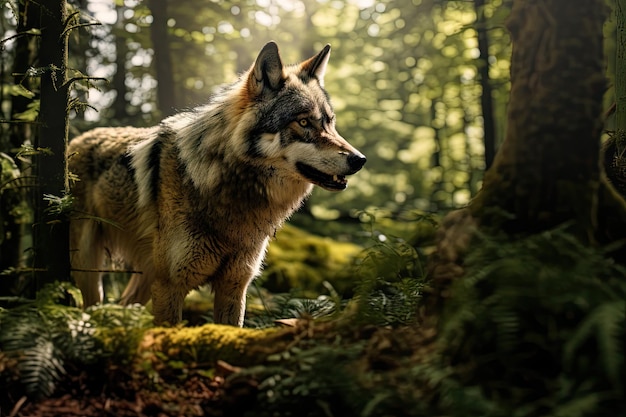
top-left (148, 0), bottom-right (176, 117)
top-left (32, 0), bottom-right (71, 289)
top-left (1, 0), bottom-right (37, 279)
top-left (598, 0), bottom-right (626, 257)
top-left (472, 0), bottom-right (607, 236)
top-left (428, 0), bottom-right (623, 312)
top-left (617, 0), bottom-right (626, 131)
top-left (474, 0), bottom-right (496, 170)
top-left (112, 6), bottom-right (129, 121)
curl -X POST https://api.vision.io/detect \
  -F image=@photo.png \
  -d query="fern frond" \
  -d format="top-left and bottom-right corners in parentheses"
top-left (551, 392), bottom-right (602, 417)
top-left (439, 225), bottom-right (626, 414)
top-left (19, 338), bottom-right (65, 397)
top-left (0, 283), bottom-right (153, 398)
top-left (86, 303), bottom-right (153, 329)
top-left (245, 292), bottom-right (338, 328)
top-left (564, 301), bottom-right (625, 387)
top-left (352, 234), bottom-right (425, 326)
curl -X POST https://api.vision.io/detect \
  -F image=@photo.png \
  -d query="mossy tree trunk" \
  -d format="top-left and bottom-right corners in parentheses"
top-left (33, 0), bottom-right (71, 289)
top-left (617, 0), bottom-right (626, 132)
top-left (428, 0), bottom-right (626, 311)
top-left (473, 0), bottom-right (607, 236)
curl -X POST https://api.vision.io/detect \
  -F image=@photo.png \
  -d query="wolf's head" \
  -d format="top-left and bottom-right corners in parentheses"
top-left (242, 42), bottom-right (366, 191)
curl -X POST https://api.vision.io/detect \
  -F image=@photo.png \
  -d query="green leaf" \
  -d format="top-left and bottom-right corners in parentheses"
top-left (9, 84), bottom-right (35, 99)
top-left (552, 392), bottom-right (601, 417)
top-left (22, 28), bottom-right (41, 36)
top-left (13, 100), bottom-right (40, 122)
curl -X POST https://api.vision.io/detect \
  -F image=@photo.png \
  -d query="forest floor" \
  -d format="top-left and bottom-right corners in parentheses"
top-left (4, 307), bottom-right (263, 417)
top-left (6, 318), bottom-right (430, 417)
top-left (2, 226), bottom-right (623, 417)
top-left (11, 363), bottom-right (244, 416)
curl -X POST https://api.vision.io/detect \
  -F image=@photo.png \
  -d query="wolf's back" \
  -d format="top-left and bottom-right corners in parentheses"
top-left (69, 127), bottom-right (154, 222)
top-left (69, 127), bottom-right (152, 180)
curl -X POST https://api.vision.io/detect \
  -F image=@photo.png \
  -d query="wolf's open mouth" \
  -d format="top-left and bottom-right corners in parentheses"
top-left (296, 162), bottom-right (347, 191)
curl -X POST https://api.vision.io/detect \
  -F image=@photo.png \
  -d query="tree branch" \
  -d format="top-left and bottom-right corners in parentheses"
top-left (71, 268), bottom-right (143, 275)
top-left (0, 29), bottom-right (41, 47)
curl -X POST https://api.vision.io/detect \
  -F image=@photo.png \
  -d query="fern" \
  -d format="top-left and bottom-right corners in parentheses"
top-left (551, 392), bottom-right (603, 417)
top-left (0, 282), bottom-right (153, 399)
top-left (0, 308), bottom-right (63, 397)
top-left (19, 339), bottom-right (65, 398)
top-left (242, 341), bottom-right (368, 417)
top-left (0, 283), bottom-right (91, 397)
top-left (86, 302), bottom-right (153, 330)
top-left (245, 291), bottom-right (339, 329)
top-left (86, 302), bottom-right (154, 363)
top-left (352, 235), bottom-right (425, 326)
top-left (564, 300), bottom-right (625, 387)
top-left (439, 225), bottom-right (626, 414)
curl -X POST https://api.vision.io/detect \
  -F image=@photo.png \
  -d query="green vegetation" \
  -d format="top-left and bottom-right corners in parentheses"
top-left (262, 224), bottom-right (363, 297)
top-left (1, 0), bottom-right (625, 415)
top-left (1, 227), bottom-right (623, 415)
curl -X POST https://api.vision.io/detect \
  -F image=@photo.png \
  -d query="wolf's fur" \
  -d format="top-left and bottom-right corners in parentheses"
top-left (69, 42), bottom-right (366, 326)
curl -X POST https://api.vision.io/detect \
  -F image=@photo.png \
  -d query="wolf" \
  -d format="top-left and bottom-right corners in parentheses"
top-left (68, 42), bottom-right (366, 326)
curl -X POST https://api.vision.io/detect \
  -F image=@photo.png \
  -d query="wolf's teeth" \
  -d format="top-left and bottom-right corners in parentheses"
top-left (333, 175), bottom-right (338, 182)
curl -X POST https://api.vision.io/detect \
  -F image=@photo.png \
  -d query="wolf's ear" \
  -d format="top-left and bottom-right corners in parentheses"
top-left (300, 44), bottom-right (331, 88)
top-left (248, 41), bottom-right (285, 97)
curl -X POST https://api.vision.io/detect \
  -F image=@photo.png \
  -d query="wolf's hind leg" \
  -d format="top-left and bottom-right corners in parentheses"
top-left (119, 272), bottom-right (153, 305)
top-left (73, 269), bottom-right (103, 307)
top-left (70, 221), bottom-right (104, 307)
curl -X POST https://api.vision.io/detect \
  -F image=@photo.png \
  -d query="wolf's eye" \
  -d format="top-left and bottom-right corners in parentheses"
top-left (298, 118), bottom-right (309, 127)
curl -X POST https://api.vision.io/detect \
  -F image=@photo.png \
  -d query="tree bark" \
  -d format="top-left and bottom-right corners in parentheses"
top-left (471, 0), bottom-right (607, 237)
top-left (427, 0), bottom-right (622, 313)
top-left (1, 0), bottom-right (37, 278)
top-left (112, 6), bottom-right (129, 120)
top-left (148, 0), bottom-right (176, 117)
top-left (32, 0), bottom-right (71, 288)
top-left (474, 0), bottom-right (496, 170)
top-left (617, 0), bottom-right (626, 131)
top-left (600, 0), bottom-right (626, 246)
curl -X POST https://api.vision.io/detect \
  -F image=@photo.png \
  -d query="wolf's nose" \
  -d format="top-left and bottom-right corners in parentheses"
top-left (347, 152), bottom-right (366, 172)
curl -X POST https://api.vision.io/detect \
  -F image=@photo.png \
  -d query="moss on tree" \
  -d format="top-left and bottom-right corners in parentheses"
top-left (428, 0), bottom-right (626, 315)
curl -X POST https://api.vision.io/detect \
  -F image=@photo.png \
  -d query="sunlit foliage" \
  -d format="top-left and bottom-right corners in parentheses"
top-left (0, 0), bottom-right (514, 220)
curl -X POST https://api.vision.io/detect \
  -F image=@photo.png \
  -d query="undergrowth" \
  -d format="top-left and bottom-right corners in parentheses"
top-left (0, 222), bottom-right (624, 417)
top-left (237, 225), bottom-right (625, 417)
top-left (438, 225), bottom-right (626, 416)
top-left (0, 282), bottom-right (153, 400)
top-left (352, 235), bottom-right (425, 326)
top-left (246, 211), bottom-right (431, 328)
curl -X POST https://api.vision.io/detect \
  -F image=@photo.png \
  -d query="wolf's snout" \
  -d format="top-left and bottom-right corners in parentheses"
top-left (347, 152), bottom-right (366, 173)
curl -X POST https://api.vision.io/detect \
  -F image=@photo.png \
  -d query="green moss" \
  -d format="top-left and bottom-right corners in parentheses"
top-left (262, 224), bottom-right (362, 297)
top-left (137, 324), bottom-right (292, 367)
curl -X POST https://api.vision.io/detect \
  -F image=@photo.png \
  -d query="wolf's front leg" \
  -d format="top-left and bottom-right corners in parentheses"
top-left (151, 280), bottom-right (188, 325)
top-left (211, 242), bottom-right (268, 326)
top-left (212, 278), bottom-right (250, 326)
